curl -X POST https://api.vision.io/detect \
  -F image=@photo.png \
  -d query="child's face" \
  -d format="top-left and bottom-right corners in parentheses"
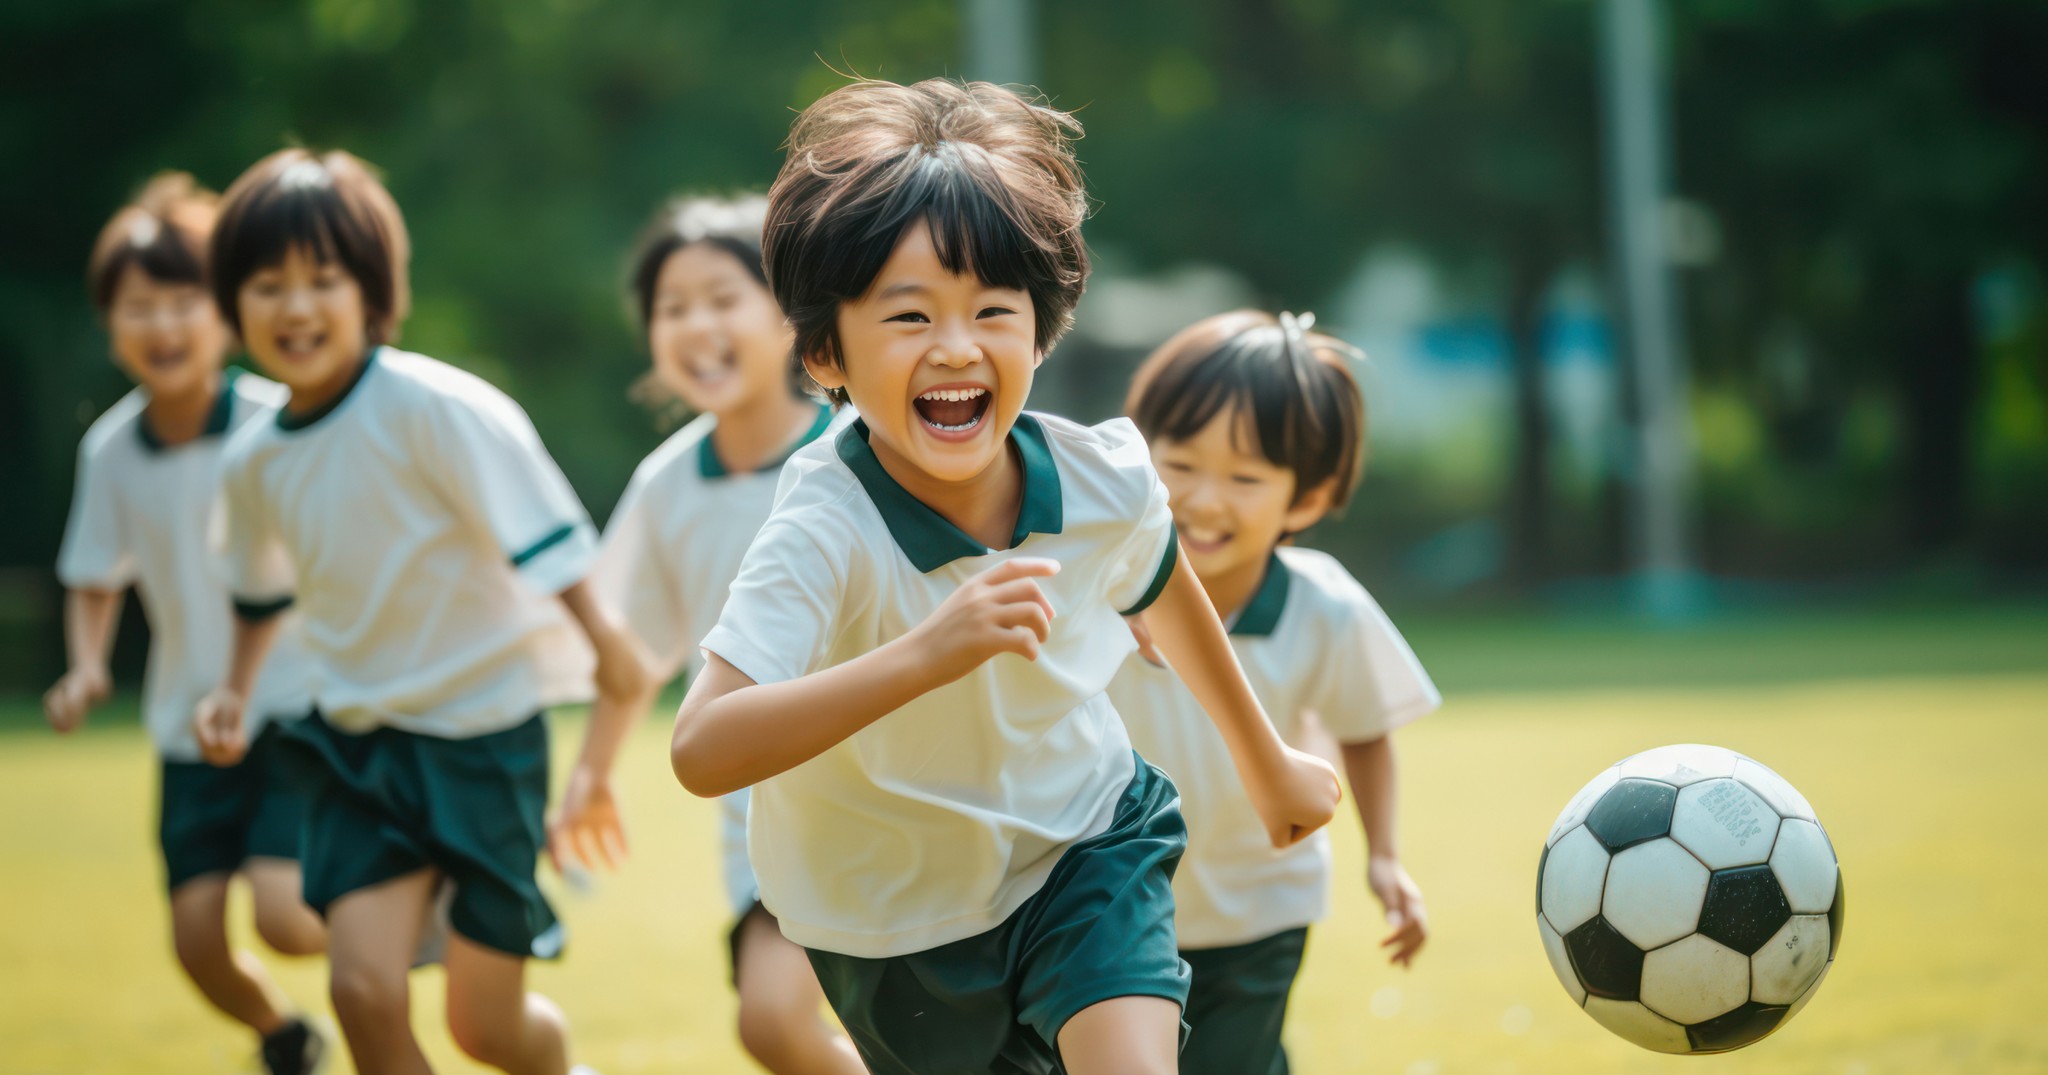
top-left (236, 244), bottom-right (369, 399)
top-left (810, 220), bottom-right (1038, 485)
top-left (647, 242), bottom-right (794, 418)
top-left (1152, 406), bottom-right (1332, 583)
top-left (105, 264), bottom-right (230, 400)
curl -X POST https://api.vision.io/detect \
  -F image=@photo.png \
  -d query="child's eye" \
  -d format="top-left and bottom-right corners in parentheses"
top-left (977, 306), bottom-right (1017, 318)
top-left (1160, 461), bottom-right (1193, 473)
top-left (885, 312), bottom-right (930, 324)
top-left (1231, 474), bottom-right (1265, 485)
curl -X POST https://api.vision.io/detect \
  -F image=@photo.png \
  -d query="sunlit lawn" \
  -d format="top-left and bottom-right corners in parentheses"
top-left (4, 610), bottom-right (2045, 1073)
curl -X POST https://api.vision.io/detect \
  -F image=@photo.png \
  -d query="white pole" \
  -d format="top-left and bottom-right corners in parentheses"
top-left (963, 0), bottom-right (1037, 87)
top-left (1600, 0), bottom-right (1697, 617)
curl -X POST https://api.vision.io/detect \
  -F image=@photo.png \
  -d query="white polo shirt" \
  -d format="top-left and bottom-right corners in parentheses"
top-left (701, 412), bottom-right (1178, 958)
top-left (1107, 546), bottom-right (1440, 949)
top-left (57, 371), bottom-right (318, 761)
top-left (590, 402), bottom-right (843, 914)
top-left (218, 347), bottom-right (598, 738)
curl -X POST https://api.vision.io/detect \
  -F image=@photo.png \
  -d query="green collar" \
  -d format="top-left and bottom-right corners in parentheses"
top-left (1229, 553), bottom-right (1292, 637)
top-left (137, 368), bottom-right (241, 453)
top-left (277, 347), bottom-right (379, 432)
top-left (835, 412), bottom-right (1063, 573)
top-left (699, 402), bottom-right (836, 479)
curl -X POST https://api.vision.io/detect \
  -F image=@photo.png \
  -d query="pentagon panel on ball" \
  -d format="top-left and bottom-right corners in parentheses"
top-left (1536, 744), bottom-right (1843, 1055)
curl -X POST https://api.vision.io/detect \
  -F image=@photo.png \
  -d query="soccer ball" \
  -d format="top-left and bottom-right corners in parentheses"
top-left (1536, 744), bottom-right (1843, 1054)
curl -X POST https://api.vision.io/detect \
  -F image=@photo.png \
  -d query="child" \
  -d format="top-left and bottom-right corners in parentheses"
top-left (46, 172), bottom-right (328, 1075)
top-left (190, 148), bottom-right (647, 1075)
top-left (669, 78), bottom-right (1342, 1075)
top-left (1113, 310), bottom-right (1441, 1075)
top-left (589, 194), bottom-right (862, 1074)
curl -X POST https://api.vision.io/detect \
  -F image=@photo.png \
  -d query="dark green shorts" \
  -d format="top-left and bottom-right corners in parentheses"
top-left (1180, 927), bottom-right (1309, 1075)
top-left (277, 712), bottom-right (561, 960)
top-left (159, 721), bottom-right (308, 891)
top-left (806, 753), bottom-right (1190, 1075)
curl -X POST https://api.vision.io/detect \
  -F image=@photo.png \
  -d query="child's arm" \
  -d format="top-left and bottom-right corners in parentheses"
top-left (547, 579), bottom-right (656, 872)
top-left (193, 609), bottom-right (286, 766)
top-left (1342, 734), bottom-right (1427, 967)
top-left (43, 588), bottom-right (122, 733)
top-left (672, 557), bottom-right (1059, 798)
top-left (1135, 550), bottom-right (1342, 847)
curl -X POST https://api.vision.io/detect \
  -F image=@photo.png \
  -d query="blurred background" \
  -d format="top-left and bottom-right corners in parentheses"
top-left (3, 4), bottom-right (2046, 1072)
top-left (4, 0), bottom-right (2047, 691)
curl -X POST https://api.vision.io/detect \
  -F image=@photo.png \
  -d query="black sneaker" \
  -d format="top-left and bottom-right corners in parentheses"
top-left (260, 1017), bottom-right (327, 1075)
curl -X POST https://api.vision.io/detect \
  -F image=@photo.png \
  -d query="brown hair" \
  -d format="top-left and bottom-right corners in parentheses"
top-left (764, 78), bottom-right (1090, 402)
top-left (87, 172), bottom-right (219, 313)
top-left (210, 148), bottom-right (412, 346)
top-left (1126, 310), bottom-right (1368, 514)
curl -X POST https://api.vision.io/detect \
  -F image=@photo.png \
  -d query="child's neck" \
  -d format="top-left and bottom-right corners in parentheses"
top-left (872, 429), bottom-right (1024, 552)
top-left (1196, 546), bottom-right (1278, 627)
top-left (708, 392), bottom-right (820, 474)
top-left (141, 369), bottom-right (224, 447)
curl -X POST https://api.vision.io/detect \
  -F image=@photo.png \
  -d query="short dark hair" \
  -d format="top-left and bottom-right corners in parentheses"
top-left (626, 195), bottom-right (770, 333)
top-left (764, 78), bottom-right (1090, 402)
top-left (211, 148), bottom-right (411, 346)
top-left (87, 172), bottom-right (218, 313)
top-left (1126, 310), bottom-right (1369, 515)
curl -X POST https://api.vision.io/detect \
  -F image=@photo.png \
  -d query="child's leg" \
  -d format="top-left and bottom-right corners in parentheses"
top-left (1057, 995), bottom-right (1181, 1075)
top-left (442, 932), bottom-right (568, 1075)
top-left (1177, 929), bottom-right (1308, 1075)
top-left (326, 867), bottom-right (437, 1075)
top-left (733, 909), bottom-right (865, 1075)
top-left (167, 874), bottom-right (293, 1034)
top-left (245, 858), bottom-right (326, 957)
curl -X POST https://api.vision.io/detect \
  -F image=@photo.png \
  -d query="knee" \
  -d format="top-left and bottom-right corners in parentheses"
top-left (736, 993), bottom-right (812, 1068)
top-left (448, 1014), bottom-right (515, 1067)
top-left (253, 900), bottom-right (326, 958)
top-left (329, 962), bottom-right (408, 1029)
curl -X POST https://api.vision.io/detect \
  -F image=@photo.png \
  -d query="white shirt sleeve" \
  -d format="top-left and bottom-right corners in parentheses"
top-left (592, 469), bottom-right (690, 679)
top-left (698, 518), bottom-right (841, 687)
top-left (415, 385), bottom-right (597, 596)
top-left (56, 439), bottom-right (133, 591)
top-left (1307, 585), bottom-right (1441, 744)
top-left (218, 451), bottom-right (298, 606)
top-left (1101, 434), bottom-right (1177, 615)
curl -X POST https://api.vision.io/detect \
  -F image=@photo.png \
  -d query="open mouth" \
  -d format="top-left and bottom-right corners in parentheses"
top-left (144, 348), bottom-right (190, 371)
top-left (1179, 525), bottom-right (1234, 555)
top-left (681, 348), bottom-right (738, 387)
top-left (275, 330), bottom-right (329, 361)
top-left (913, 385), bottom-right (991, 436)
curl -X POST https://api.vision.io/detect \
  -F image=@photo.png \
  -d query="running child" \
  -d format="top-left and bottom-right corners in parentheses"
top-left (1113, 310), bottom-right (1440, 1075)
top-left (589, 193), bottom-right (861, 1074)
top-left (46, 171), bottom-right (329, 1075)
top-left (191, 148), bottom-right (647, 1075)
top-left (669, 78), bottom-right (1343, 1075)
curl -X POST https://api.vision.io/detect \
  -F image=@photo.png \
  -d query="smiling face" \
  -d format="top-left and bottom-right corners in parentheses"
top-left (646, 242), bottom-right (794, 418)
top-left (808, 220), bottom-right (1039, 485)
top-left (1153, 404), bottom-right (1333, 588)
top-left (235, 245), bottom-right (370, 408)
top-left (105, 264), bottom-right (232, 401)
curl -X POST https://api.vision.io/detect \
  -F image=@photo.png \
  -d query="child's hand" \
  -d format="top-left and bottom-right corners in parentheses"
top-left (1368, 854), bottom-right (1429, 968)
top-left (192, 687), bottom-right (250, 766)
top-left (43, 664), bottom-right (110, 734)
top-left (1123, 614), bottom-right (1166, 668)
top-left (908, 558), bottom-right (1059, 684)
top-left (548, 764), bottom-right (628, 874)
top-left (1249, 745), bottom-right (1342, 849)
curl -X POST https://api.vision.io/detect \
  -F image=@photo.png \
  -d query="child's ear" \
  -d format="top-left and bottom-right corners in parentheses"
top-left (802, 348), bottom-right (847, 392)
top-left (1282, 479), bottom-right (1338, 535)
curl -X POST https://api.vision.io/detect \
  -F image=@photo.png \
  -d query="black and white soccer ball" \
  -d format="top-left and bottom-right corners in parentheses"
top-left (1537, 744), bottom-right (1843, 1054)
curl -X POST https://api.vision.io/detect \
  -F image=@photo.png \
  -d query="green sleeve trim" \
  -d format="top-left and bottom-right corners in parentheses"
top-left (1119, 531), bottom-right (1179, 616)
top-left (510, 523), bottom-right (577, 568)
top-left (232, 595), bottom-right (294, 622)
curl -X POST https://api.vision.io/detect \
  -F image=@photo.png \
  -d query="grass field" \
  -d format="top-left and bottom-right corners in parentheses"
top-left (4, 608), bottom-right (2046, 1073)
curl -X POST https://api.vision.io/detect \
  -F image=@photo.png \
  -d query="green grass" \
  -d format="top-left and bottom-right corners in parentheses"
top-left (4, 612), bottom-right (2046, 1073)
